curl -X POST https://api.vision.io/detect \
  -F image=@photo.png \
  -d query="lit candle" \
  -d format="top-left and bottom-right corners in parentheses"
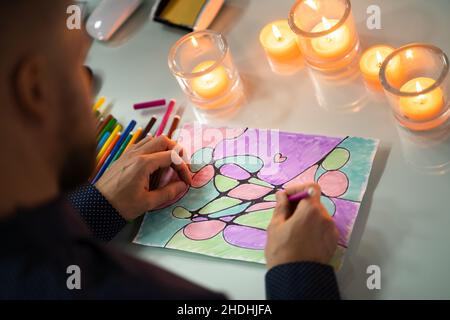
top-left (360, 45), bottom-right (399, 87)
top-left (399, 77), bottom-right (444, 121)
top-left (259, 20), bottom-right (302, 63)
top-left (191, 60), bottom-right (230, 100)
top-left (310, 17), bottom-right (351, 59)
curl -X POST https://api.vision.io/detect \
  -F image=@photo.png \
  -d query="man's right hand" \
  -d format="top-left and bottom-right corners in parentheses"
top-left (265, 183), bottom-right (339, 269)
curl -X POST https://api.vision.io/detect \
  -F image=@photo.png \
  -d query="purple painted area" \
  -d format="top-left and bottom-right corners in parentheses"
top-left (223, 225), bottom-right (267, 250)
top-left (192, 217), bottom-right (208, 222)
top-left (213, 129), bottom-right (343, 186)
top-left (332, 198), bottom-right (360, 247)
top-left (220, 216), bottom-right (235, 222)
top-left (220, 164), bottom-right (251, 180)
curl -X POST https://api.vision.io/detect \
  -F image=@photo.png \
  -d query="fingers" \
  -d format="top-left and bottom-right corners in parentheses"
top-left (287, 183), bottom-right (332, 221)
top-left (135, 135), bottom-right (178, 155)
top-left (146, 181), bottom-right (188, 209)
top-left (271, 191), bottom-right (290, 225)
top-left (142, 151), bottom-right (192, 185)
top-left (134, 134), bottom-right (153, 149)
top-left (285, 182), bottom-right (321, 201)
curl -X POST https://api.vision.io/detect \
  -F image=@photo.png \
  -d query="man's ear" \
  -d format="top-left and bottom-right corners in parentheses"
top-left (13, 55), bottom-right (52, 123)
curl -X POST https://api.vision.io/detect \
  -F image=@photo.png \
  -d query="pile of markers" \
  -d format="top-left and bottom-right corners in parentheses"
top-left (92, 97), bottom-right (182, 184)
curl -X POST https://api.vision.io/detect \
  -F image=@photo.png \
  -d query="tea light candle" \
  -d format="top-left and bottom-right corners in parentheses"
top-left (259, 20), bottom-right (302, 63)
top-left (191, 60), bottom-right (230, 100)
top-left (399, 77), bottom-right (444, 121)
top-left (360, 45), bottom-right (398, 86)
top-left (310, 17), bottom-right (351, 59)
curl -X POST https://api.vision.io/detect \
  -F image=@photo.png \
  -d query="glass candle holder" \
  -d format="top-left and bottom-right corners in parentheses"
top-left (380, 44), bottom-right (450, 131)
top-left (288, 0), bottom-right (360, 72)
top-left (168, 30), bottom-right (244, 115)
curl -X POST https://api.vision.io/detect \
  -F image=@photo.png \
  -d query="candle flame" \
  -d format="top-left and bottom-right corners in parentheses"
top-left (416, 81), bottom-right (423, 93)
top-left (202, 73), bottom-right (213, 84)
top-left (406, 49), bottom-right (413, 59)
top-left (272, 24), bottom-right (283, 41)
top-left (415, 81), bottom-right (427, 104)
top-left (321, 17), bottom-right (332, 30)
top-left (304, 0), bottom-right (318, 11)
top-left (376, 51), bottom-right (383, 67)
top-left (191, 36), bottom-right (199, 48)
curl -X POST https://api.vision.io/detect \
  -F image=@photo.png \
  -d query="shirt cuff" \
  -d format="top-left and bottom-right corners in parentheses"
top-left (66, 184), bottom-right (127, 242)
top-left (265, 262), bottom-right (340, 300)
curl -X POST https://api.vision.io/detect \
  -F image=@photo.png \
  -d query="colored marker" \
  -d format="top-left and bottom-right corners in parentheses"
top-left (167, 116), bottom-right (180, 139)
top-left (92, 96), bottom-right (106, 112)
top-left (167, 103), bottom-right (185, 139)
top-left (93, 120), bottom-right (137, 183)
top-left (96, 124), bottom-right (122, 162)
top-left (124, 127), bottom-right (143, 153)
top-left (133, 99), bottom-right (166, 110)
top-left (155, 99), bottom-right (175, 136)
top-left (110, 133), bottom-right (133, 165)
top-left (96, 131), bottom-right (111, 153)
top-left (92, 133), bottom-right (121, 180)
top-left (96, 114), bottom-right (113, 138)
top-left (288, 188), bottom-right (315, 203)
top-left (137, 116), bottom-right (157, 142)
top-left (97, 117), bottom-right (117, 143)
top-left (96, 116), bottom-right (105, 131)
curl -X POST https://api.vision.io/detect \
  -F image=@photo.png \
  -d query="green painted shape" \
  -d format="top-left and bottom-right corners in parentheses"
top-left (215, 175), bottom-right (239, 193)
top-left (176, 180), bottom-right (219, 212)
top-left (190, 147), bottom-right (214, 172)
top-left (199, 197), bottom-right (242, 215)
top-left (173, 206), bottom-right (191, 219)
top-left (335, 137), bottom-right (378, 201)
top-left (234, 209), bottom-right (274, 230)
top-left (248, 178), bottom-right (273, 188)
top-left (322, 148), bottom-right (350, 171)
top-left (264, 194), bottom-right (277, 202)
top-left (320, 196), bottom-right (336, 217)
top-left (215, 156), bottom-right (263, 173)
top-left (209, 202), bottom-right (252, 219)
top-left (166, 229), bottom-right (265, 264)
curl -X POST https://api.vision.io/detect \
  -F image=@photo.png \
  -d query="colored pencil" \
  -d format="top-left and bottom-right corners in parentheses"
top-left (137, 116), bottom-right (157, 142)
top-left (97, 117), bottom-right (117, 143)
top-left (96, 114), bottom-right (113, 138)
top-left (92, 96), bottom-right (106, 112)
top-left (96, 131), bottom-right (111, 153)
top-left (155, 99), bottom-right (175, 137)
top-left (124, 127), bottom-right (143, 153)
top-left (133, 99), bottom-right (166, 110)
top-left (92, 120), bottom-right (137, 184)
top-left (96, 124), bottom-right (122, 162)
top-left (92, 133), bottom-right (121, 181)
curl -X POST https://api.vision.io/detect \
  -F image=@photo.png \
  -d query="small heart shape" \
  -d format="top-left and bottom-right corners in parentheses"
top-left (274, 153), bottom-right (287, 163)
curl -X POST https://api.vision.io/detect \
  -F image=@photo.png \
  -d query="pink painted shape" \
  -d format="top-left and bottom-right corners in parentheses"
top-left (228, 184), bottom-right (273, 201)
top-left (318, 171), bottom-right (349, 198)
top-left (283, 165), bottom-right (318, 188)
top-left (246, 202), bottom-right (277, 212)
top-left (183, 220), bottom-right (226, 241)
top-left (191, 165), bottom-right (215, 188)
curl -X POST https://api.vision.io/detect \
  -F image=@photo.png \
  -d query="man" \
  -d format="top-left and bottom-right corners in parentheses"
top-left (0, 1), bottom-right (340, 299)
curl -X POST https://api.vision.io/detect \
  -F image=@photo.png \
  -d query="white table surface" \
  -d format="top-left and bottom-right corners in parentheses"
top-left (86, 0), bottom-right (450, 299)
